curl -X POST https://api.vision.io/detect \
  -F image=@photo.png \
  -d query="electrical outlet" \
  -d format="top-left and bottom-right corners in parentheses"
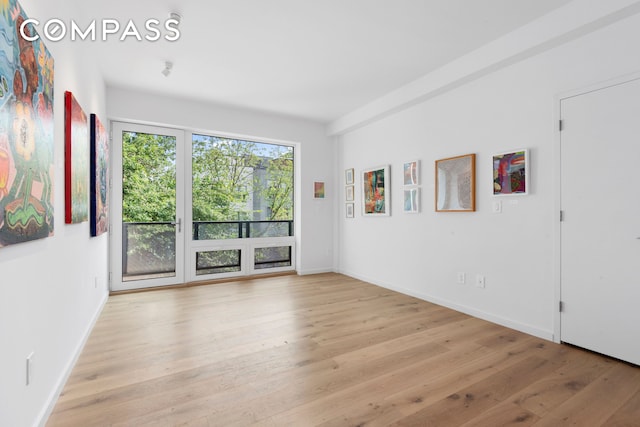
top-left (475, 275), bottom-right (486, 288)
top-left (457, 272), bottom-right (466, 284)
top-left (26, 352), bottom-right (34, 386)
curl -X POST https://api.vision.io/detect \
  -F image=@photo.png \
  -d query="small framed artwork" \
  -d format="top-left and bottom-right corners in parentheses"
top-left (346, 203), bottom-right (355, 218)
top-left (313, 181), bottom-right (325, 199)
top-left (345, 168), bottom-right (354, 185)
top-left (493, 149), bottom-right (528, 196)
top-left (345, 185), bottom-right (354, 201)
top-left (403, 160), bottom-right (420, 186)
top-left (362, 165), bottom-right (390, 216)
top-left (435, 154), bottom-right (476, 212)
top-left (403, 188), bottom-right (420, 213)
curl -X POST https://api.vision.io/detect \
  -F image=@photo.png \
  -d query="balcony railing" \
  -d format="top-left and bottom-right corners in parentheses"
top-left (192, 220), bottom-right (294, 240)
top-left (122, 220), bottom-right (294, 278)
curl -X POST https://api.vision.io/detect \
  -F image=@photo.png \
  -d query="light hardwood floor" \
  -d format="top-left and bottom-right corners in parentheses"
top-left (47, 273), bottom-right (640, 426)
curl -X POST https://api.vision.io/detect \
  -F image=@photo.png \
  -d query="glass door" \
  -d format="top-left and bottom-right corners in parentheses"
top-left (111, 122), bottom-right (185, 291)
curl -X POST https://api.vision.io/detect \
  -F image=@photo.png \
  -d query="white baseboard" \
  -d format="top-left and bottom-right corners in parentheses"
top-left (36, 292), bottom-right (109, 427)
top-left (297, 267), bottom-right (336, 276)
top-left (341, 270), bottom-right (554, 342)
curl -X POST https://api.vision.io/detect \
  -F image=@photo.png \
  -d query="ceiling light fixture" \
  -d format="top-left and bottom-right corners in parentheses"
top-left (161, 61), bottom-right (173, 77)
top-left (169, 12), bottom-right (182, 26)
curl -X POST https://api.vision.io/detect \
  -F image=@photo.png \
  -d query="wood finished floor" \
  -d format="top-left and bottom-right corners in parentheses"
top-left (47, 273), bottom-right (640, 426)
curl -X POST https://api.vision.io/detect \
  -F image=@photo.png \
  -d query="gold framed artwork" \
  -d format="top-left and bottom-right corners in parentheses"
top-left (345, 168), bottom-right (354, 185)
top-left (346, 203), bottom-right (354, 218)
top-left (435, 154), bottom-right (476, 212)
top-left (345, 185), bottom-right (354, 201)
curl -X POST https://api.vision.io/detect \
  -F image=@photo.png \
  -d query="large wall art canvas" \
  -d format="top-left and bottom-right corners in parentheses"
top-left (64, 91), bottom-right (89, 224)
top-left (0, 2), bottom-right (55, 247)
top-left (90, 114), bottom-right (108, 236)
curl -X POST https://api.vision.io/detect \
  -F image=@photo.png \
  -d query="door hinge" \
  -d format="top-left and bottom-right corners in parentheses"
top-left (559, 120), bottom-right (564, 131)
top-left (560, 210), bottom-right (564, 222)
top-left (559, 301), bottom-right (564, 312)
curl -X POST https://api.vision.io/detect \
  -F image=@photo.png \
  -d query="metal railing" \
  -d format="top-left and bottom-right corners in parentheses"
top-left (122, 220), bottom-right (294, 276)
top-left (192, 220), bottom-right (294, 240)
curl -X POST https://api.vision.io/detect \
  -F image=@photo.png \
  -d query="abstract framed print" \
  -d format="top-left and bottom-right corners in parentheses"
top-left (90, 114), bottom-right (109, 236)
top-left (493, 149), bottom-right (528, 196)
top-left (435, 154), bottom-right (475, 212)
top-left (362, 165), bottom-right (390, 216)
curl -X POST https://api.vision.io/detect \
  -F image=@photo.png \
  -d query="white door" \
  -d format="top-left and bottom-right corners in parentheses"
top-left (560, 77), bottom-right (640, 365)
top-left (111, 122), bottom-right (185, 291)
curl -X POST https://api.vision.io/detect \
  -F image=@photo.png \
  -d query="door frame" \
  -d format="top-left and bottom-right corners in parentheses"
top-left (554, 70), bottom-right (640, 343)
top-left (110, 121), bottom-right (186, 291)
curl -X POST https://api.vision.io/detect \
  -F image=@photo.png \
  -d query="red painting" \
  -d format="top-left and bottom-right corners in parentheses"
top-left (65, 91), bottom-right (89, 223)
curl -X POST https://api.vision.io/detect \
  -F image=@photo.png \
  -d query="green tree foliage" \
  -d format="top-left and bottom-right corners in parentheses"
top-left (192, 135), bottom-right (258, 221)
top-left (122, 131), bottom-right (293, 225)
top-left (260, 149), bottom-right (294, 220)
top-left (192, 134), bottom-right (294, 223)
top-left (122, 132), bottom-right (176, 222)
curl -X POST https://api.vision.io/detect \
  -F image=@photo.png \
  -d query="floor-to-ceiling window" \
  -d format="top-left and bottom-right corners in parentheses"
top-left (188, 133), bottom-right (295, 281)
top-left (110, 123), bottom-right (295, 291)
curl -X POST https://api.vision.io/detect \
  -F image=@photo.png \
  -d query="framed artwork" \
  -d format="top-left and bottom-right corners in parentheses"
top-left (346, 203), bottom-right (354, 218)
top-left (345, 185), bottom-right (354, 201)
top-left (64, 91), bottom-right (89, 223)
top-left (90, 114), bottom-right (109, 236)
top-left (403, 188), bottom-right (420, 214)
top-left (362, 165), bottom-right (390, 216)
top-left (313, 181), bottom-right (325, 199)
top-left (0, 4), bottom-right (55, 247)
top-left (345, 168), bottom-right (354, 185)
top-left (435, 154), bottom-right (476, 212)
top-left (403, 160), bottom-right (420, 186)
top-left (493, 149), bottom-right (528, 196)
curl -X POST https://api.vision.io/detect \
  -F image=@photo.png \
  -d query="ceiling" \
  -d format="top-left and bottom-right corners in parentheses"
top-left (54, 0), bottom-right (571, 124)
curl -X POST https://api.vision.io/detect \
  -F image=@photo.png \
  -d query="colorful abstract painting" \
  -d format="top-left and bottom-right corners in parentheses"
top-left (362, 165), bottom-right (390, 216)
top-left (313, 181), bottom-right (325, 199)
top-left (65, 91), bottom-right (89, 223)
top-left (0, 1), bottom-right (55, 247)
top-left (493, 150), bottom-right (528, 195)
top-left (90, 114), bottom-right (108, 236)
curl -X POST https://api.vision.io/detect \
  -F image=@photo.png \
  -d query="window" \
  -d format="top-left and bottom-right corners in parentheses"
top-left (191, 134), bottom-right (294, 240)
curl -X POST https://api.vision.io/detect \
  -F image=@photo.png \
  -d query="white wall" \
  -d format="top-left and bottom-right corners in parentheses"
top-left (107, 87), bottom-right (335, 275)
top-left (336, 10), bottom-right (640, 340)
top-left (0, 1), bottom-right (109, 426)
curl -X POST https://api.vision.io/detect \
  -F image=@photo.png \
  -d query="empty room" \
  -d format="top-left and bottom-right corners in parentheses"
top-left (1, 0), bottom-right (640, 426)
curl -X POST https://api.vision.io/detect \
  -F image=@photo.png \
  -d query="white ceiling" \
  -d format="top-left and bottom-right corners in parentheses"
top-left (56, 0), bottom-right (571, 123)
